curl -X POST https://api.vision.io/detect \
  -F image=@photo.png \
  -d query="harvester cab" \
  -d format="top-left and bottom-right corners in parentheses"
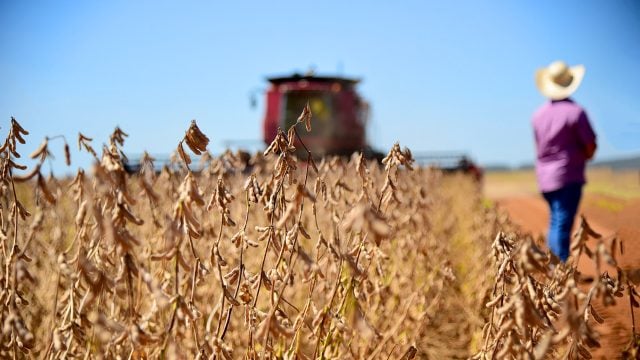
top-left (261, 73), bottom-right (379, 159)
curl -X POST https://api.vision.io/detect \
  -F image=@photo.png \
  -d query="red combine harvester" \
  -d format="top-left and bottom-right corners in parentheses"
top-left (262, 73), bottom-right (381, 159)
top-left (123, 72), bottom-right (482, 181)
top-left (259, 72), bottom-right (482, 179)
top-left (260, 72), bottom-right (482, 181)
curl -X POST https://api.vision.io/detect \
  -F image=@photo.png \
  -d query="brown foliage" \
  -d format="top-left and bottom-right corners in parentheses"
top-left (0, 114), bottom-right (630, 359)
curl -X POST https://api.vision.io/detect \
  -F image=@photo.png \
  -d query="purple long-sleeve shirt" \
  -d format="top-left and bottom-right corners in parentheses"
top-left (532, 99), bottom-right (597, 193)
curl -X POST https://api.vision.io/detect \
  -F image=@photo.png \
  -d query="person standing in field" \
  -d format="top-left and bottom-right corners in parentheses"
top-left (532, 60), bottom-right (597, 263)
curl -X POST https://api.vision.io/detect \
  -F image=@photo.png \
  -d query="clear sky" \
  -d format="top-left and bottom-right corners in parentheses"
top-left (1, 0), bottom-right (639, 173)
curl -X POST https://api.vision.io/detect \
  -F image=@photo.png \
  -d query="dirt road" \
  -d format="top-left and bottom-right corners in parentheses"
top-left (491, 192), bottom-right (639, 358)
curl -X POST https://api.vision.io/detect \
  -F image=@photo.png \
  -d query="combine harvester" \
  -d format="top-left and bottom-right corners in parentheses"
top-left (259, 72), bottom-right (482, 180)
top-left (125, 71), bottom-right (482, 180)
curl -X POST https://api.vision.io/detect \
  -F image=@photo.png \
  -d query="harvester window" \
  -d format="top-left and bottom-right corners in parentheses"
top-left (310, 98), bottom-right (330, 121)
top-left (282, 91), bottom-right (335, 137)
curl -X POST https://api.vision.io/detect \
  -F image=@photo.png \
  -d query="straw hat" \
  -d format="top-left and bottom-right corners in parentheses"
top-left (535, 60), bottom-right (585, 100)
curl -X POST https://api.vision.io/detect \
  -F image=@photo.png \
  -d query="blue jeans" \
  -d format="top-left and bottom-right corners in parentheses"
top-left (542, 183), bottom-right (583, 262)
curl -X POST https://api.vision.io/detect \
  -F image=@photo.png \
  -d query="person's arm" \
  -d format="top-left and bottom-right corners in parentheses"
top-left (584, 141), bottom-right (597, 160)
top-left (575, 110), bottom-right (597, 160)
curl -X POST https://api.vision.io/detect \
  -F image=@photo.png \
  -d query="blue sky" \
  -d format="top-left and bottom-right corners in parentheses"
top-left (1, 1), bottom-right (639, 173)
